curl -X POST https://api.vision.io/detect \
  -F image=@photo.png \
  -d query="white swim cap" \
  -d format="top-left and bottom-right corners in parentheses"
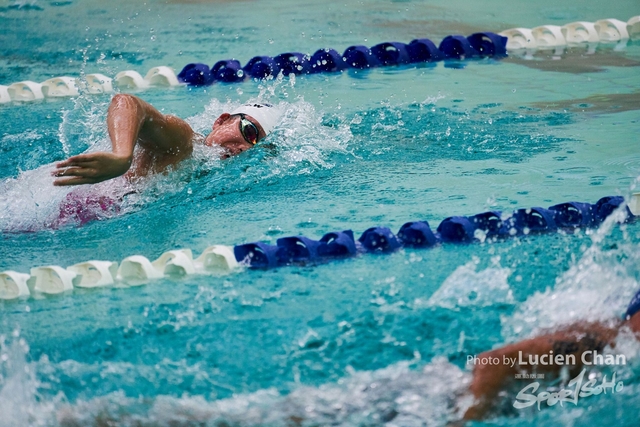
top-left (230, 102), bottom-right (282, 136)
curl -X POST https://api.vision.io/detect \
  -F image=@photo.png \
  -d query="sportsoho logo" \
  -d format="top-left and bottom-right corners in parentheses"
top-left (514, 368), bottom-right (624, 411)
top-left (468, 350), bottom-right (626, 411)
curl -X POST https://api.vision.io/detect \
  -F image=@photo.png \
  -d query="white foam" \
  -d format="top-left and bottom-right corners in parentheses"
top-left (422, 259), bottom-right (514, 310)
top-left (503, 240), bottom-right (640, 341)
top-left (0, 334), bottom-right (58, 427)
top-left (188, 96), bottom-right (352, 184)
top-left (38, 358), bottom-right (471, 426)
top-left (0, 164), bottom-right (71, 230)
top-left (0, 163), bottom-right (139, 230)
top-left (0, 130), bottom-right (43, 146)
top-left (57, 96), bottom-right (110, 157)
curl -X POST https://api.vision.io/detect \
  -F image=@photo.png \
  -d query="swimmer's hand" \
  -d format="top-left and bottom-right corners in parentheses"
top-left (53, 152), bottom-right (132, 186)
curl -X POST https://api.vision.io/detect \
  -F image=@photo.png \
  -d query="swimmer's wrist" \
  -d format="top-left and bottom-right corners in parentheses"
top-left (112, 152), bottom-right (133, 166)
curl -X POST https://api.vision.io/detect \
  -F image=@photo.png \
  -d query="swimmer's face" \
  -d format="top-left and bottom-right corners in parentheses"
top-left (204, 113), bottom-right (266, 158)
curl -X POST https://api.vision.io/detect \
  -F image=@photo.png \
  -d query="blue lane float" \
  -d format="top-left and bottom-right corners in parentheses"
top-left (273, 52), bottom-right (311, 75)
top-left (437, 216), bottom-right (477, 243)
top-left (467, 32), bottom-right (508, 56)
top-left (343, 45), bottom-right (380, 68)
top-left (177, 32), bottom-right (508, 86)
top-left (469, 211), bottom-right (503, 238)
top-left (370, 42), bottom-right (411, 66)
top-left (211, 60), bottom-right (244, 83)
top-left (234, 195), bottom-right (637, 269)
top-left (309, 48), bottom-right (347, 73)
top-left (243, 56), bottom-right (279, 79)
top-left (438, 35), bottom-right (481, 59)
top-left (406, 39), bottom-right (444, 62)
top-left (317, 230), bottom-right (357, 257)
top-left (397, 221), bottom-right (439, 248)
top-left (233, 242), bottom-right (280, 269)
top-left (176, 63), bottom-right (214, 86)
top-left (501, 207), bottom-right (557, 236)
top-left (359, 227), bottom-right (402, 253)
top-left (548, 202), bottom-right (595, 228)
top-left (236, 230), bottom-right (359, 267)
top-left (594, 196), bottom-right (633, 223)
top-left (276, 236), bottom-right (321, 263)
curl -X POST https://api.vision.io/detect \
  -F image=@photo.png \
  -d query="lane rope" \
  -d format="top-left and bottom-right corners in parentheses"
top-left (0, 15), bottom-right (637, 104)
top-left (1, 194), bottom-right (637, 301)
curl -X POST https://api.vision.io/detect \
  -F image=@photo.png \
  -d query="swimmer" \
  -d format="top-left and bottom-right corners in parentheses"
top-left (463, 287), bottom-right (640, 421)
top-left (52, 94), bottom-right (281, 186)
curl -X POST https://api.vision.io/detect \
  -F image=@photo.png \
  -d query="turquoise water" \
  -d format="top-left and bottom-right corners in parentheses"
top-left (1, 0), bottom-right (640, 425)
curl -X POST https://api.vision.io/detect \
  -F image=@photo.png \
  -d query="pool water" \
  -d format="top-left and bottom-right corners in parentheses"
top-left (1, 0), bottom-right (640, 425)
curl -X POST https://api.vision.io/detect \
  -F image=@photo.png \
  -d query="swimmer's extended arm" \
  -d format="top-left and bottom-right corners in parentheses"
top-left (463, 323), bottom-right (619, 420)
top-left (53, 94), bottom-right (194, 186)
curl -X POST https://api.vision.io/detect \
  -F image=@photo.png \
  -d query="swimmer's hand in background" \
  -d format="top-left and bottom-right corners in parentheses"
top-left (53, 152), bottom-right (132, 186)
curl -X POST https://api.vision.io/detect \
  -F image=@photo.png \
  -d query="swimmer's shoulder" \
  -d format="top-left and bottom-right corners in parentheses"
top-left (163, 114), bottom-right (196, 141)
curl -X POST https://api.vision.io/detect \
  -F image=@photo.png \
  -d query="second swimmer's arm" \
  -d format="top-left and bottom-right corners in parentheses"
top-left (463, 323), bottom-right (619, 421)
top-left (53, 94), bottom-right (194, 186)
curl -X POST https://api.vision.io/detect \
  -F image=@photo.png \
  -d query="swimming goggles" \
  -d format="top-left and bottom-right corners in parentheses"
top-left (231, 113), bottom-right (260, 145)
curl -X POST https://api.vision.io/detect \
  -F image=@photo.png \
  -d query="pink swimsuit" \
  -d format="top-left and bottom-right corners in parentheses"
top-left (56, 192), bottom-right (122, 226)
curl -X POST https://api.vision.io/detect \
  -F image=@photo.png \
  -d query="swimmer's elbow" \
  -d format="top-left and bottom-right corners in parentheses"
top-left (111, 93), bottom-right (141, 106)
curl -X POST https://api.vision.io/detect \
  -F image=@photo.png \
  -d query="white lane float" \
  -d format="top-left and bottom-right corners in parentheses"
top-left (561, 21), bottom-right (600, 43)
top-left (594, 18), bottom-right (629, 41)
top-left (117, 255), bottom-right (164, 284)
top-left (84, 73), bottom-right (114, 94)
top-left (531, 25), bottom-right (566, 47)
top-left (41, 76), bottom-right (80, 97)
top-left (498, 28), bottom-right (537, 49)
top-left (7, 81), bottom-right (44, 101)
top-left (0, 271), bottom-right (31, 300)
top-left (67, 261), bottom-right (118, 287)
top-left (144, 66), bottom-right (181, 87)
top-left (152, 249), bottom-right (196, 276)
top-left (628, 16), bottom-right (640, 39)
top-left (194, 245), bottom-right (239, 273)
top-left (29, 266), bottom-right (78, 294)
top-left (114, 70), bottom-right (149, 89)
top-left (628, 192), bottom-right (640, 216)
top-left (0, 243), bottom-right (242, 301)
top-left (0, 85), bottom-right (10, 103)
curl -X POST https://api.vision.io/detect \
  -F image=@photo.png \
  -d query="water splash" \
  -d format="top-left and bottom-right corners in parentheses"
top-left (421, 258), bottom-right (514, 310)
top-left (0, 163), bottom-right (139, 231)
top-left (43, 358), bottom-right (471, 427)
top-left (503, 196), bottom-right (640, 340)
top-left (56, 96), bottom-right (109, 157)
top-left (0, 332), bottom-right (58, 427)
top-left (185, 96), bottom-right (352, 199)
